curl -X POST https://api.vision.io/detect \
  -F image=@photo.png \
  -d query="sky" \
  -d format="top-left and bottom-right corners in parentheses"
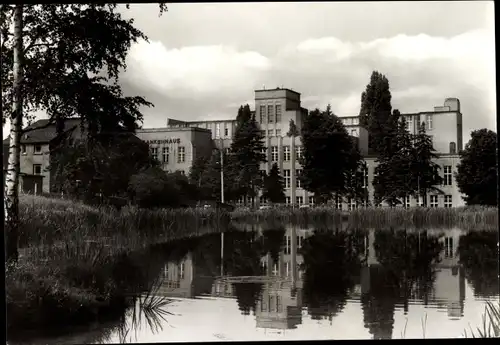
top-left (2, 1), bottom-right (496, 143)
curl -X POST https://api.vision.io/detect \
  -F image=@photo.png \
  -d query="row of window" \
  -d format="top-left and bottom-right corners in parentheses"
top-left (262, 145), bottom-right (303, 162)
top-left (259, 104), bottom-right (283, 124)
top-left (404, 115), bottom-right (433, 131)
top-left (215, 124), bottom-right (230, 138)
top-left (260, 128), bottom-right (358, 138)
top-left (150, 146), bottom-right (186, 163)
top-left (21, 144), bottom-right (43, 155)
top-left (257, 194), bottom-right (454, 207)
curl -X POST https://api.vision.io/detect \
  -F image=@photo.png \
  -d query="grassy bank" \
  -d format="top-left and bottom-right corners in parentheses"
top-left (231, 205), bottom-right (498, 230)
top-left (8, 195), bottom-right (229, 336)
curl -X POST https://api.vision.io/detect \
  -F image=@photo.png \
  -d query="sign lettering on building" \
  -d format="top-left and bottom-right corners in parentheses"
top-left (146, 138), bottom-right (181, 144)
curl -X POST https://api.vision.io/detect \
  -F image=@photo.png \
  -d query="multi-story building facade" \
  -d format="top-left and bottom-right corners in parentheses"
top-left (144, 87), bottom-right (465, 208)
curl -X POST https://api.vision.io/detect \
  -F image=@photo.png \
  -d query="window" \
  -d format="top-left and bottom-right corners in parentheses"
top-left (416, 195), bottom-right (425, 207)
top-left (351, 129), bottom-right (358, 137)
top-left (271, 146), bottom-right (278, 161)
top-left (443, 165), bottom-right (452, 186)
top-left (296, 196), bottom-right (303, 205)
top-left (260, 130), bottom-right (266, 137)
top-left (275, 104), bottom-right (282, 123)
top-left (352, 117), bottom-right (359, 125)
top-left (449, 142), bottom-right (456, 154)
top-left (267, 105), bottom-right (274, 123)
top-left (426, 115), bottom-right (433, 130)
top-left (308, 196), bottom-right (314, 205)
top-left (284, 236), bottom-right (291, 255)
top-left (162, 147), bottom-right (169, 163)
top-left (407, 117), bottom-right (413, 131)
top-left (268, 129), bottom-right (274, 137)
top-left (283, 146), bottom-right (290, 161)
top-left (21, 144), bottom-right (26, 154)
top-left (285, 196), bottom-right (291, 204)
top-left (215, 123), bottom-right (221, 138)
top-left (33, 164), bottom-right (42, 175)
top-left (296, 169), bottom-right (302, 188)
top-left (163, 264), bottom-right (169, 279)
top-left (430, 195), bottom-right (438, 208)
top-left (259, 195), bottom-right (267, 205)
top-left (178, 146), bottom-right (185, 163)
top-left (283, 169), bottom-right (291, 188)
top-left (34, 144), bottom-right (42, 154)
top-left (275, 129), bottom-right (281, 137)
top-left (403, 196), bottom-right (410, 208)
top-left (259, 105), bottom-right (266, 123)
top-left (151, 147), bottom-right (158, 161)
top-left (348, 198), bottom-right (357, 211)
top-left (335, 195), bottom-right (343, 210)
top-left (224, 127), bottom-right (229, 137)
top-left (261, 147), bottom-right (267, 156)
top-left (285, 262), bottom-right (290, 277)
top-left (444, 195), bottom-right (452, 208)
top-left (297, 235), bottom-right (303, 249)
top-left (296, 146), bottom-right (303, 160)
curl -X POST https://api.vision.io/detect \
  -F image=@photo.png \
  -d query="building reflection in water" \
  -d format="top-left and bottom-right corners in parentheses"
top-left (362, 229), bottom-right (465, 319)
top-left (153, 225), bottom-right (473, 338)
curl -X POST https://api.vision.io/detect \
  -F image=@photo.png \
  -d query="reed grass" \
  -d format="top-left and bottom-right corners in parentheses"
top-left (8, 194), bottom-right (229, 336)
top-left (464, 301), bottom-right (500, 338)
top-left (231, 205), bottom-right (498, 230)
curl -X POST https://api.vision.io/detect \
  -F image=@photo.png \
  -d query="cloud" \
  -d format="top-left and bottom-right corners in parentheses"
top-left (122, 40), bottom-right (271, 99)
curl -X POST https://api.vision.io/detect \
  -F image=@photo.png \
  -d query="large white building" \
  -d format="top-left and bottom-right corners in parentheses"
top-left (136, 88), bottom-right (466, 208)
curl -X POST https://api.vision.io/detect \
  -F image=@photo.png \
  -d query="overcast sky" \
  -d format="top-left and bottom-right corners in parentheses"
top-left (2, 1), bottom-right (496, 143)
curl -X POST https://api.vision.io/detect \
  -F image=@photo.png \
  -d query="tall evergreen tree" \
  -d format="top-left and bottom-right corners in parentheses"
top-left (372, 110), bottom-right (403, 206)
top-left (411, 122), bottom-right (443, 206)
top-left (262, 163), bottom-right (286, 204)
top-left (301, 105), bottom-right (362, 204)
top-left (228, 104), bottom-right (266, 206)
top-left (455, 129), bottom-right (497, 206)
top-left (358, 71), bottom-right (393, 155)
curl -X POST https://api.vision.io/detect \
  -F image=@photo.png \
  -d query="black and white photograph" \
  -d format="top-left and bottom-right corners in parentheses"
top-left (2, 1), bottom-right (498, 343)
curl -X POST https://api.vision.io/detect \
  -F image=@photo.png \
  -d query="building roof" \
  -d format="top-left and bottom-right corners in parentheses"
top-left (254, 87), bottom-right (301, 95)
top-left (19, 118), bottom-right (82, 144)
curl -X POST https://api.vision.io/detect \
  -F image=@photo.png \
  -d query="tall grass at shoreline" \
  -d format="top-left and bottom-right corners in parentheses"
top-left (231, 205), bottom-right (498, 230)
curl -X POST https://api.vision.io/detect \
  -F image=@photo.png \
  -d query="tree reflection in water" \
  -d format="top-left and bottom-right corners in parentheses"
top-left (458, 230), bottom-right (499, 298)
top-left (361, 228), bottom-right (443, 339)
top-left (301, 228), bottom-right (366, 321)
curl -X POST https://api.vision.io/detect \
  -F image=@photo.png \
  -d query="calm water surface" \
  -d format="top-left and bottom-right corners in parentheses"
top-left (11, 225), bottom-right (500, 343)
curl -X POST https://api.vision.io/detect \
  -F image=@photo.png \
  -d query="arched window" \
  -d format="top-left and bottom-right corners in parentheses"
top-left (449, 142), bottom-right (456, 154)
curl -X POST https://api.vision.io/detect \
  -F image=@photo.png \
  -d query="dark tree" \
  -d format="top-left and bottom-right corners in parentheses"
top-left (262, 163), bottom-right (286, 204)
top-left (455, 129), bottom-right (497, 206)
top-left (301, 105), bottom-right (362, 204)
top-left (287, 119), bottom-right (299, 137)
top-left (2, 3), bottom-right (167, 263)
top-left (260, 227), bottom-right (286, 264)
top-left (358, 71), bottom-right (393, 155)
top-left (411, 122), bottom-right (443, 206)
top-left (228, 104), bottom-right (266, 205)
top-left (50, 132), bottom-right (155, 203)
top-left (189, 148), bottom-right (234, 202)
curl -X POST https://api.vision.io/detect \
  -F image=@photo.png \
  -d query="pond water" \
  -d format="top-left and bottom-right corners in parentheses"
top-left (9, 225), bottom-right (500, 343)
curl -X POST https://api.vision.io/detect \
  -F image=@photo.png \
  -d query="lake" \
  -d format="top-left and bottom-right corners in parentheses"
top-left (8, 225), bottom-right (499, 343)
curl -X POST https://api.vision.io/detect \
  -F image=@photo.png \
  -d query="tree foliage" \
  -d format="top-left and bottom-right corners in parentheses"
top-left (50, 132), bottom-right (155, 202)
top-left (358, 71), bottom-right (393, 155)
top-left (128, 167), bottom-right (196, 209)
top-left (455, 129), bottom-right (497, 206)
top-left (373, 113), bottom-right (443, 206)
top-left (189, 148), bottom-right (235, 202)
top-left (228, 104), bottom-right (266, 204)
top-left (300, 105), bottom-right (362, 204)
top-left (262, 163), bottom-right (286, 204)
